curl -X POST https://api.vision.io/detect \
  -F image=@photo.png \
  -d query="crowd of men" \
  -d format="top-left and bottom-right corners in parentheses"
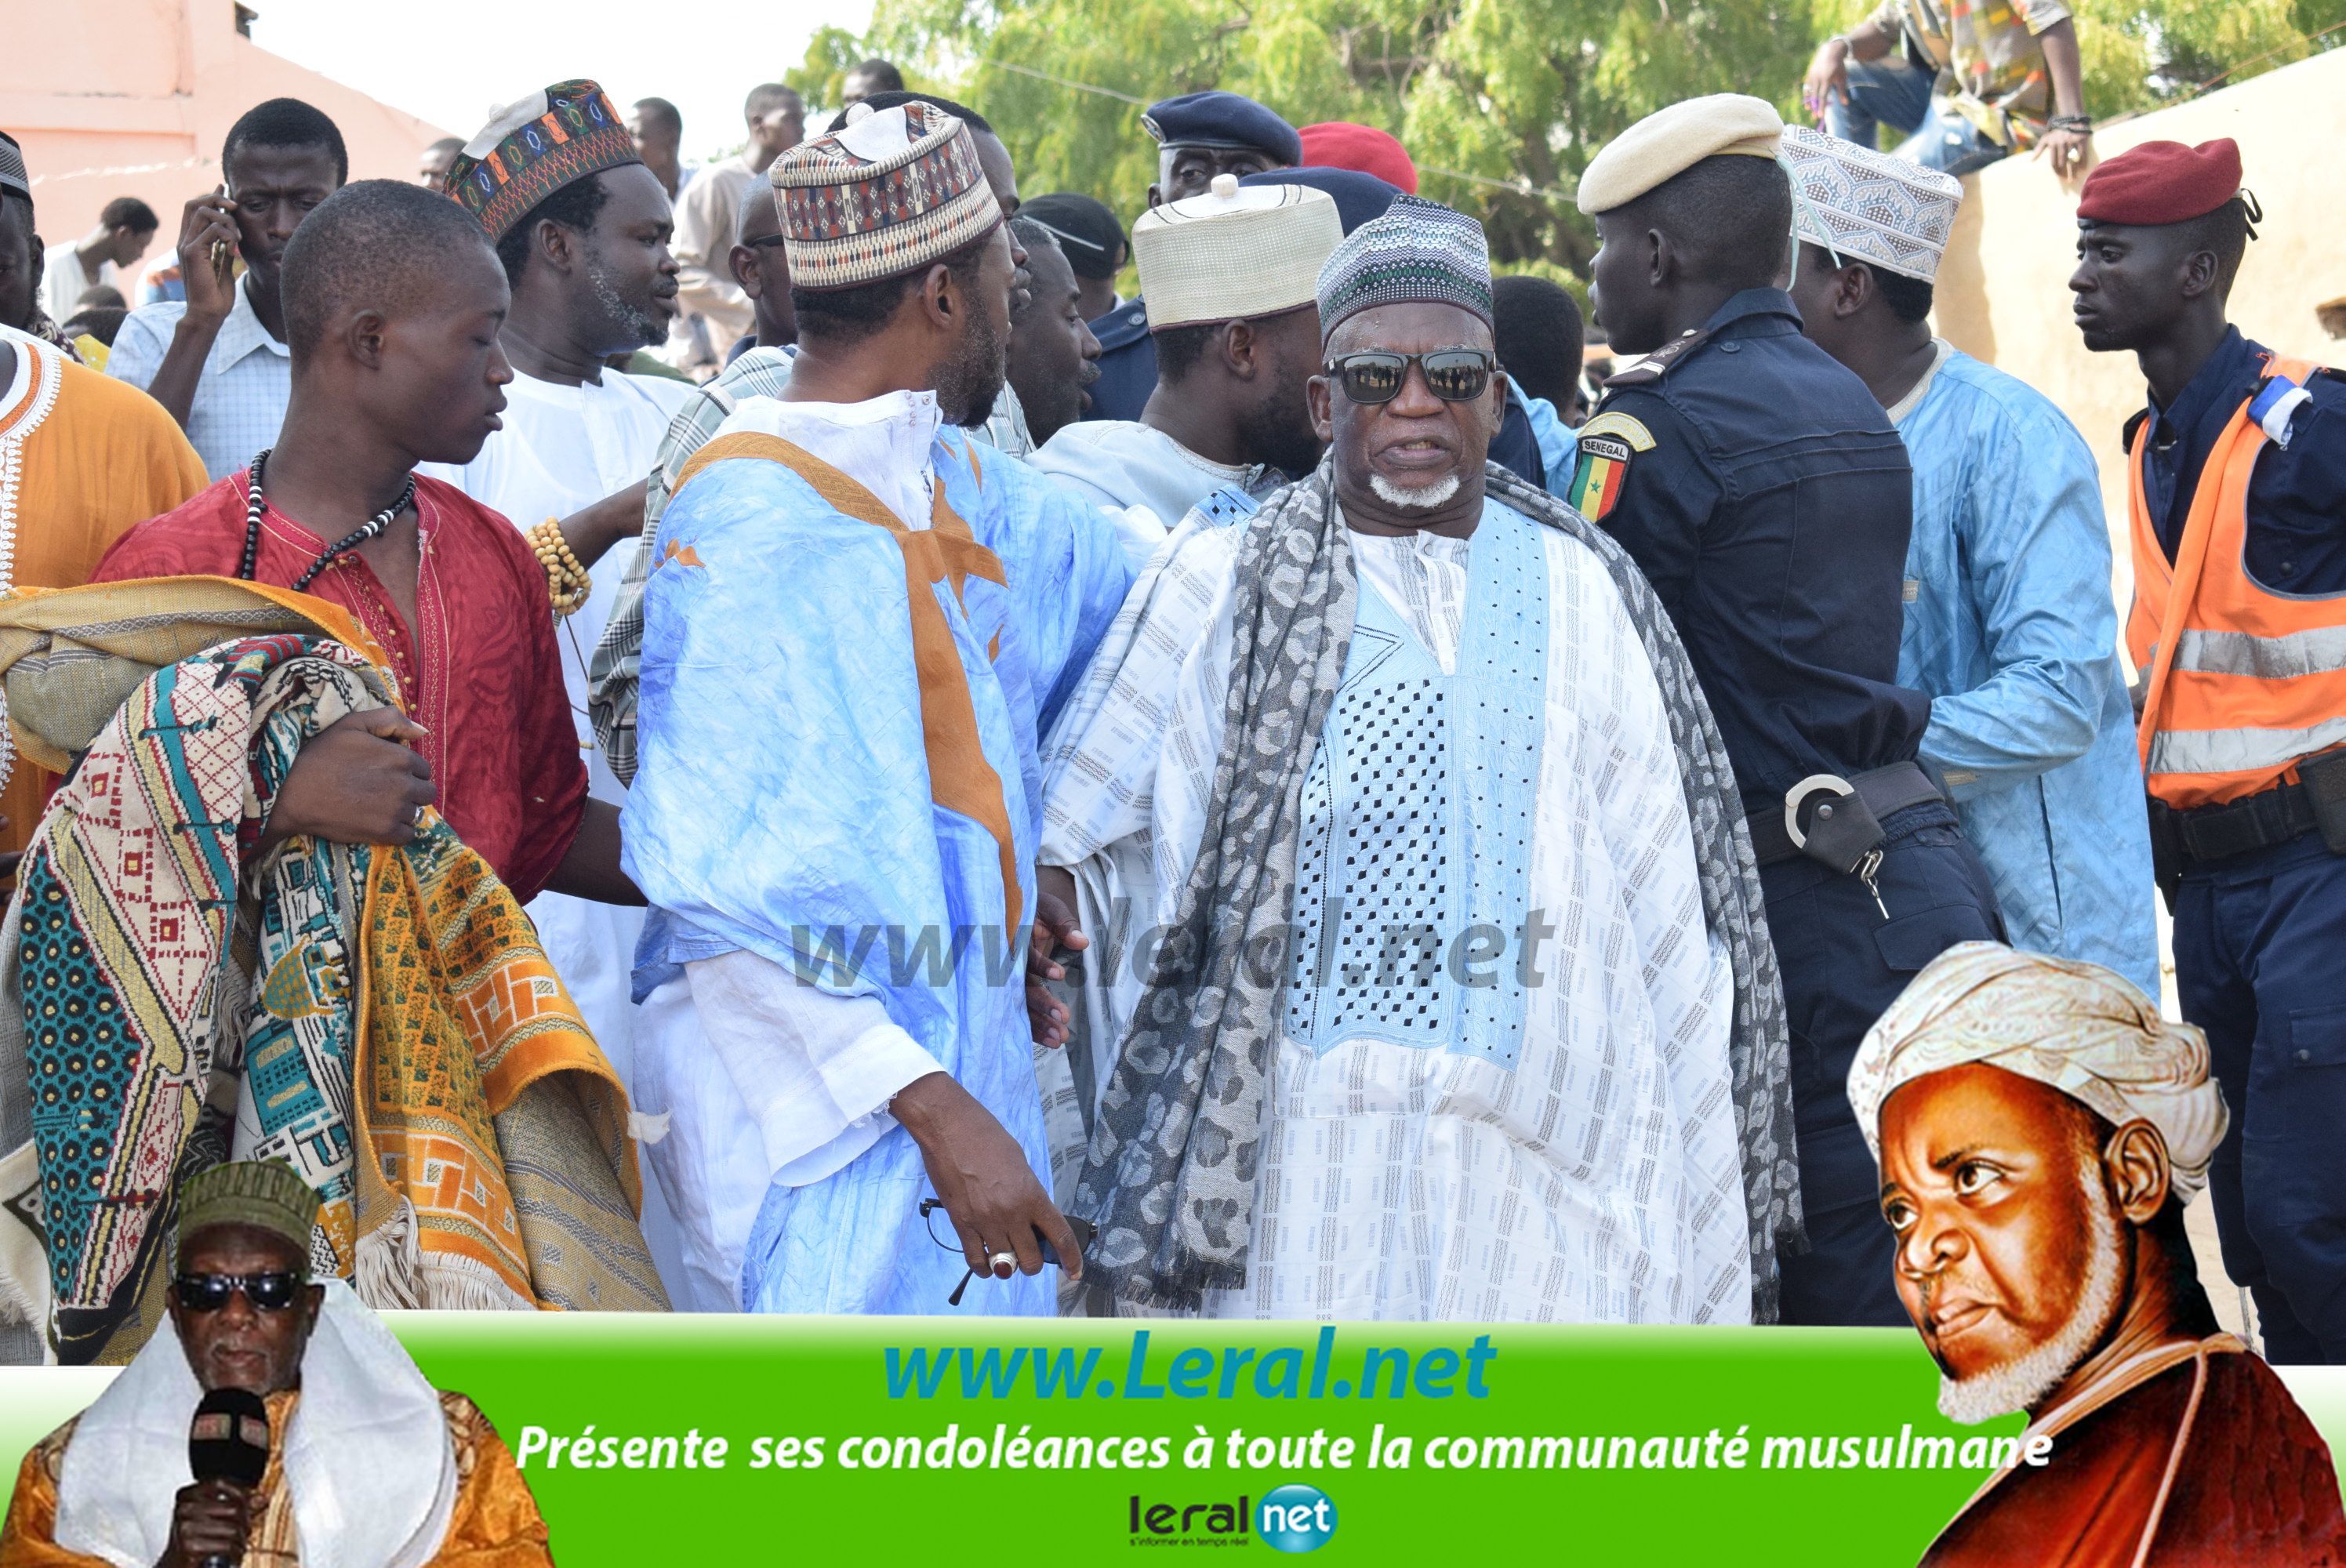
top-left (0, 48), bottom-right (2338, 1412)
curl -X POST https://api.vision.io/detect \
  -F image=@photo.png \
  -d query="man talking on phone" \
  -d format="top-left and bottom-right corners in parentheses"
top-left (107, 100), bottom-right (346, 481)
top-left (0, 1161), bottom-right (553, 1568)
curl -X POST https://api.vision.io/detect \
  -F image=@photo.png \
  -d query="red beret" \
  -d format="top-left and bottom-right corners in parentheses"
top-left (2076, 138), bottom-right (2243, 227)
top-left (1297, 122), bottom-right (1418, 194)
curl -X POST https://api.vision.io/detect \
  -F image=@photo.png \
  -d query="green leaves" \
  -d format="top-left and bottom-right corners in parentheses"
top-left (829, 0), bottom-right (2338, 283)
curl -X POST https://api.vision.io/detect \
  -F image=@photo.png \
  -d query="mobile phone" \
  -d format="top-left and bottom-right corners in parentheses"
top-left (209, 184), bottom-right (234, 281)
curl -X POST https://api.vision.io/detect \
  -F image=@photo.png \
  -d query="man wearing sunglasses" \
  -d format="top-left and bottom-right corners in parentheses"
top-left (1575, 94), bottom-right (2005, 1329)
top-left (1040, 196), bottom-right (1786, 1323)
top-left (1, 1160), bottom-right (553, 1566)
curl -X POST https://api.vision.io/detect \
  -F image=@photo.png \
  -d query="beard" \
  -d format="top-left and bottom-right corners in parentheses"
top-left (935, 308), bottom-right (1009, 430)
top-left (1936, 1156), bottom-right (2129, 1425)
top-left (587, 256), bottom-right (668, 352)
top-left (1369, 470), bottom-right (1463, 511)
top-left (1251, 383), bottom-right (1327, 479)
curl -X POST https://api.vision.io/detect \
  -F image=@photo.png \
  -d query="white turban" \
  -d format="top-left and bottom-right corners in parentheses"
top-left (1849, 943), bottom-right (2229, 1200)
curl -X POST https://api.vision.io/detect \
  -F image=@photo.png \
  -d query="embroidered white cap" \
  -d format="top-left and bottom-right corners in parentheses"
top-left (1779, 125), bottom-right (1964, 284)
top-left (1131, 172), bottom-right (1344, 332)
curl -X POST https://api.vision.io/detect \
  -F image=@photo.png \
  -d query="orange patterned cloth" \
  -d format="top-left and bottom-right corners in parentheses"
top-left (354, 822), bottom-right (649, 1312)
top-left (0, 1389), bottom-right (555, 1568)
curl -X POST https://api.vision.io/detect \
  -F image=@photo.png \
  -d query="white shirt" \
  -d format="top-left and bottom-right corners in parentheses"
top-left (1029, 420), bottom-right (1270, 571)
top-left (38, 243), bottom-right (115, 325)
top-left (1040, 504), bottom-right (1749, 1323)
top-left (419, 363), bottom-right (695, 1294)
top-left (106, 275), bottom-right (292, 481)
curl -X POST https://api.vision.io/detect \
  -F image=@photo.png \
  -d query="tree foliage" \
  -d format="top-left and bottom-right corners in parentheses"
top-left (825, 0), bottom-right (2342, 284)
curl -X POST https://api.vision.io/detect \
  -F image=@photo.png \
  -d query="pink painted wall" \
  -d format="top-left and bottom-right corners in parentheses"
top-left (2, 0), bottom-right (452, 246)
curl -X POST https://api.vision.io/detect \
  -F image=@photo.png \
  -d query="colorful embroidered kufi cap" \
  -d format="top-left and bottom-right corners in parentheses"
top-left (176, 1160), bottom-right (321, 1272)
top-left (1780, 125), bottom-right (1963, 284)
top-left (1578, 93), bottom-right (1783, 216)
top-left (1132, 173), bottom-right (1342, 331)
top-left (1315, 194), bottom-right (1493, 343)
top-left (1847, 943), bottom-right (2230, 1201)
top-left (772, 101), bottom-right (1000, 292)
top-left (445, 79), bottom-right (641, 242)
top-left (0, 131), bottom-right (29, 201)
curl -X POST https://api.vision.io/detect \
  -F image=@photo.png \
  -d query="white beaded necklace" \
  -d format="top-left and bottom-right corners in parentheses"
top-left (0, 335), bottom-right (65, 800)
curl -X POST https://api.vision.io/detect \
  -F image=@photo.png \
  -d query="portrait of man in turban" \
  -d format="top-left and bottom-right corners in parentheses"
top-left (1848, 943), bottom-right (2346, 1566)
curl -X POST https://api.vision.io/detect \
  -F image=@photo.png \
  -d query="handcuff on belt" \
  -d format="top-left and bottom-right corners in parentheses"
top-left (1783, 775), bottom-right (1890, 920)
top-left (1748, 762), bottom-right (1948, 924)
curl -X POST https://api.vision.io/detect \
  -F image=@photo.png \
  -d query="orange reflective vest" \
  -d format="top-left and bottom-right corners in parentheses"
top-left (2127, 353), bottom-right (2346, 808)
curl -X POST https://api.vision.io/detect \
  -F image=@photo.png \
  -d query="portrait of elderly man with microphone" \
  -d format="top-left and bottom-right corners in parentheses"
top-left (1848, 946), bottom-right (2346, 1566)
top-left (0, 1160), bottom-right (551, 1568)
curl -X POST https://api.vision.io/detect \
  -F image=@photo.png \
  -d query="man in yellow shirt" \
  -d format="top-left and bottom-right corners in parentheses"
top-left (2, 1161), bottom-right (554, 1568)
top-left (0, 132), bottom-right (211, 869)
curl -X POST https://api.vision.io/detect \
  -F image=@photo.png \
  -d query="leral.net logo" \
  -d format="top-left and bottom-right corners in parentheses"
top-left (1258, 1484), bottom-right (1338, 1553)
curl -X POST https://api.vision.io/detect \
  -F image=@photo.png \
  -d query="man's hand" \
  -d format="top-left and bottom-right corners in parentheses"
top-left (1028, 866), bottom-right (1086, 1049)
top-left (158, 1477), bottom-right (256, 1568)
top-left (2036, 125), bottom-right (2091, 180)
top-left (174, 188), bottom-right (241, 325)
top-left (892, 1071), bottom-right (1081, 1283)
top-left (1803, 37), bottom-right (1852, 121)
top-left (260, 710), bottom-right (434, 855)
top-left (557, 479), bottom-right (652, 572)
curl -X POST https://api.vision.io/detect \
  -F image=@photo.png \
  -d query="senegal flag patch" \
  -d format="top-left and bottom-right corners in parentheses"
top-left (1568, 411), bottom-right (1655, 521)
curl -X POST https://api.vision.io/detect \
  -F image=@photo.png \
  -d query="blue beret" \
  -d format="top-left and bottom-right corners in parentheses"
top-left (1142, 91), bottom-right (1302, 165)
top-left (1240, 166), bottom-right (1400, 236)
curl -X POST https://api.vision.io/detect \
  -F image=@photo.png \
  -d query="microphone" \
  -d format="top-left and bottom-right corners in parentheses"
top-left (187, 1387), bottom-right (270, 1568)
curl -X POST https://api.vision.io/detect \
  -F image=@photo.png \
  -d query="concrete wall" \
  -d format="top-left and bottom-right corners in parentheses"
top-left (1932, 49), bottom-right (2346, 614)
top-left (3, 0), bottom-right (451, 245)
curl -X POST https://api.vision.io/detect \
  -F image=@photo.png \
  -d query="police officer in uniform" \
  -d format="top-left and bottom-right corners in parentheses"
top-left (1572, 95), bottom-right (2005, 1326)
top-left (2074, 137), bottom-right (2346, 1365)
top-left (1084, 91), bottom-right (1301, 424)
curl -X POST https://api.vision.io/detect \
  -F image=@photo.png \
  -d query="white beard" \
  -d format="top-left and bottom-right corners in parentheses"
top-left (1369, 471), bottom-right (1462, 511)
top-left (1936, 1163), bottom-right (2129, 1426)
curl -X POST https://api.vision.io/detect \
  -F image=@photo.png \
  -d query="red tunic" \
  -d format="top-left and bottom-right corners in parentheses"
top-left (1925, 1337), bottom-right (2346, 1567)
top-left (93, 472), bottom-right (586, 902)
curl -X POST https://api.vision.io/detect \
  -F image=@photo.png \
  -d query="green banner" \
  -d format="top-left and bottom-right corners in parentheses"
top-left (5, 1319), bottom-right (2342, 1562)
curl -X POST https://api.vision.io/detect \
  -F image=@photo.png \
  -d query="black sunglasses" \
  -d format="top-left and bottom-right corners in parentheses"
top-left (1324, 349), bottom-right (1496, 405)
top-left (920, 1197), bottom-right (1096, 1307)
top-left (173, 1271), bottom-right (305, 1313)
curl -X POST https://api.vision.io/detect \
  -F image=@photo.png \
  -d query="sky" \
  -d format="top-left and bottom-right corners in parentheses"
top-left (245, 0), bottom-right (876, 165)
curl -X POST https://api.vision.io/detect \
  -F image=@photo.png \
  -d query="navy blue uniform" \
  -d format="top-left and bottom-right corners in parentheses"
top-left (2143, 331), bottom-right (2346, 1364)
top-left (2141, 326), bottom-right (2346, 593)
top-left (1083, 297), bottom-right (1158, 424)
top-left (1581, 288), bottom-right (2003, 1326)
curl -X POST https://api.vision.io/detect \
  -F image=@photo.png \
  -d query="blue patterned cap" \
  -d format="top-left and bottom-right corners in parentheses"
top-left (1314, 194), bottom-right (1492, 343)
top-left (0, 131), bottom-right (29, 201)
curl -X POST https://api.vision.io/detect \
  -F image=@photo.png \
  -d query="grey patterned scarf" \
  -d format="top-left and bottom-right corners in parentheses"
top-left (1074, 457), bottom-right (1802, 1319)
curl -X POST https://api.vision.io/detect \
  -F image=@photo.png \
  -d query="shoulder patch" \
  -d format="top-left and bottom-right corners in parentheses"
top-left (1602, 326), bottom-right (1711, 387)
top-left (1568, 418), bottom-right (1647, 521)
top-left (2249, 374), bottom-right (2314, 449)
top-left (1577, 410), bottom-right (1656, 452)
